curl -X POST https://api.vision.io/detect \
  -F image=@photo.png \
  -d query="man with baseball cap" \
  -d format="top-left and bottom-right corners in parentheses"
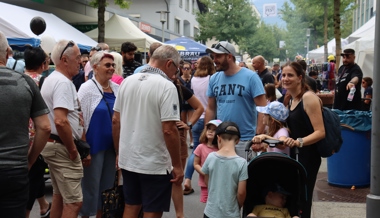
top-left (205, 41), bottom-right (267, 158)
top-left (333, 48), bottom-right (363, 110)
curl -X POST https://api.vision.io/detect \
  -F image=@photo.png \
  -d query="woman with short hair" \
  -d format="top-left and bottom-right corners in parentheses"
top-left (78, 51), bottom-right (119, 218)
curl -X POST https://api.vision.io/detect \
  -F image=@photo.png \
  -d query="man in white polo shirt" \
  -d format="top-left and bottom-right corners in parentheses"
top-left (113, 45), bottom-right (183, 218)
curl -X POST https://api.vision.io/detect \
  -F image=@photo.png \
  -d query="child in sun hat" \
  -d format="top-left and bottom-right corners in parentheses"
top-left (193, 119), bottom-right (222, 202)
top-left (251, 101), bottom-right (290, 155)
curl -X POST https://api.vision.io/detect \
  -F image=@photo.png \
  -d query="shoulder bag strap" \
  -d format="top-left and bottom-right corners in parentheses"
top-left (91, 79), bottom-right (113, 120)
top-left (12, 60), bottom-right (18, 70)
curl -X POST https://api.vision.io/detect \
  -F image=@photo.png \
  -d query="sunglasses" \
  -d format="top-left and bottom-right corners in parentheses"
top-left (214, 43), bottom-right (231, 54)
top-left (60, 40), bottom-right (75, 60)
top-left (104, 63), bottom-right (116, 68)
top-left (171, 60), bottom-right (180, 74)
top-left (182, 67), bottom-right (191, 70)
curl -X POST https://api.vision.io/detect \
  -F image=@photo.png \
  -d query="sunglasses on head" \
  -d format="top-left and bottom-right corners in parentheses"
top-left (59, 40), bottom-right (75, 60)
top-left (214, 43), bottom-right (231, 54)
top-left (92, 46), bottom-right (102, 51)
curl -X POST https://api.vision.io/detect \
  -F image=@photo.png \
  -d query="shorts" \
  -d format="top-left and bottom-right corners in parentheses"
top-left (121, 169), bottom-right (172, 212)
top-left (0, 168), bottom-right (29, 218)
top-left (179, 128), bottom-right (188, 159)
top-left (41, 141), bottom-right (83, 203)
top-left (200, 187), bottom-right (208, 203)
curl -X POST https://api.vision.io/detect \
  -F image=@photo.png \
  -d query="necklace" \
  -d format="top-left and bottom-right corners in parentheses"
top-left (102, 82), bottom-right (110, 90)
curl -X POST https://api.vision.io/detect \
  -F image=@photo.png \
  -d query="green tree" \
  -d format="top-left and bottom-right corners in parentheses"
top-left (195, 0), bottom-right (259, 47)
top-left (280, 0), bottom-right (354, 60)
top-left (89, 0), bottom-right (131, 43)
top-left (239, 23), bottom-right (286, 62)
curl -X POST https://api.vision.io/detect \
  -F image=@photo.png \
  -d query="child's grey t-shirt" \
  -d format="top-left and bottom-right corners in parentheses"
top-left (202, 152), bottom-right (248, 218)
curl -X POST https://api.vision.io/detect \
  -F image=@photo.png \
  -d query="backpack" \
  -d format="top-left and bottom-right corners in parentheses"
top-left (302, 101), bottom-right (343, 157)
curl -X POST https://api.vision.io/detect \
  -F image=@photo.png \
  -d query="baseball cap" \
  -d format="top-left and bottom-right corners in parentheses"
top-left (215, 121), bottom-right (241, 138)
top-left (206, 119), bottom-right (223, 127)
top-left (266, 183), bottom-right (292, 196)
top-left (341, 48), bottom-right (355, 56)
top-left (256, 101), bottom-right (289, 123)
top-left (206, 41), bottom-right (237, 56)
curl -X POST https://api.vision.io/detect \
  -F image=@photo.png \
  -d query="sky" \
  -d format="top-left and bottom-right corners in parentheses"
top-left (250, 0), bottom-right (288, 28)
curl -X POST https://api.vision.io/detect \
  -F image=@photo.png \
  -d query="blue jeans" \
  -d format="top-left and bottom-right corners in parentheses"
top-left (185, 118), bottom-right (204, 179)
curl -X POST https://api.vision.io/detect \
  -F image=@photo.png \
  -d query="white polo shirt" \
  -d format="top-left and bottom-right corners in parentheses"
top-left (114, 67), bottom-right (180, 175)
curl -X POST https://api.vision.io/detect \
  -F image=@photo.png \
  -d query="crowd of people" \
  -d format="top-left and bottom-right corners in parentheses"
top-left (0, 28), bottom-right (371, 218)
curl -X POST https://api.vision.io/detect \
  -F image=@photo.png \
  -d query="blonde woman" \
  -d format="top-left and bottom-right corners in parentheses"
top-left (110, 52), bottom-right (124, 85)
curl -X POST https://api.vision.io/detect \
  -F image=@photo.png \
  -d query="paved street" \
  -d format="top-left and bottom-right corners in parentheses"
top-left (30, 149), bottom-right (367, 218)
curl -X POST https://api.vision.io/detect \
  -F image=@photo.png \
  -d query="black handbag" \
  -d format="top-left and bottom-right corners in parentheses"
top-left (101, 171), bottom-right (124, 218)
top-left (73, 139), bottom-right (90, 160)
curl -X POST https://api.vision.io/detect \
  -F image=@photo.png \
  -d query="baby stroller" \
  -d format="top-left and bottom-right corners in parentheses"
top-left (242, 139), bottom-right (308, 218)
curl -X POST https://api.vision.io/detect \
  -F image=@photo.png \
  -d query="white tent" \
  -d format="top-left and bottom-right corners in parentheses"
top-left (307, 38), bottom-right (348, 63)
top-left (0, 2), bottom-right (97, 50)
top-left (344, 34), bottom-right (374, 78)
top-left (85, 14), bottom-right (160, 51)
top-left (347, 16), bottom-right (375, 43)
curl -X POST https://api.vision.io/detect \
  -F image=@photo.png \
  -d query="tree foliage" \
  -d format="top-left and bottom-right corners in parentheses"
top-left (195, 0), bottom-right (259, 46)
top-left (90, 0), bottom-right (131, 42)
top-left (239, 23), bottom-right (287, 62)
top-left (280, 0), bottom-right (354, 59)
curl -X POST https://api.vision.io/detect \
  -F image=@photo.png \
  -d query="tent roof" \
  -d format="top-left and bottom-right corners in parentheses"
top-left (307, 38), bottom-right (348, 63)
top-left (0, 2), bottom-right (97, 51)
top-left (165, 36), bottom-right (207, 52)
top-left (347, 16), bottom-right (375, 43)
top-left (85, 14), bottom-right (160, 51)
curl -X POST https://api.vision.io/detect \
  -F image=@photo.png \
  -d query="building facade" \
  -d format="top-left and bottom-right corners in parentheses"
top-left (2, 0), bottom-right (202, 41)
top-left (352, 0), bottom-right (376, 31)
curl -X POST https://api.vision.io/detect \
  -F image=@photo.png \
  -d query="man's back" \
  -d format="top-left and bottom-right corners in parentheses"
top-left (114, 69), bottom-right (179, 174)
top-left (0, 67), bottom-right (48, 169)
top-left (202, 152), bottom-right (248, 218)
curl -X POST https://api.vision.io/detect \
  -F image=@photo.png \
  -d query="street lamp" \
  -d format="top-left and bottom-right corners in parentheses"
top-left (156, 11), bottom-right (169, 42)
top-left (306, 28), bottom-right (311, 54)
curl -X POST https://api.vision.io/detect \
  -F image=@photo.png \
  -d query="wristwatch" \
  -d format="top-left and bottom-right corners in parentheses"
top-left (297, 138), bottom-right (304, 148)
top-left (187, 122), bottom-right (193, 130)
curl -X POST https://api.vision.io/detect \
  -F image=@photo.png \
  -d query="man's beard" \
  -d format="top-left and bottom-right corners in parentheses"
top-left (216, 58), bottom-right (229, 72)
top-left (123, 57), bottom-right (133, 65)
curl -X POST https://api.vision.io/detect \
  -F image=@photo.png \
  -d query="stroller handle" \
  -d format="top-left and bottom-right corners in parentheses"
top-left (244, 139), bottom-right (284, 151)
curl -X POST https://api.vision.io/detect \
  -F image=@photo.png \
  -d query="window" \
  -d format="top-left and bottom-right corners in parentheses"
top-left (179, 0), bottom-right (182, 8)
top-left (175, 18), bottom-right (180, 34)
top-left (194, 27), bottom-right (199, 37)
top-left (192, 0), bottom-right (195, 14)
top-left (185, 0), bottom-right (189, 11)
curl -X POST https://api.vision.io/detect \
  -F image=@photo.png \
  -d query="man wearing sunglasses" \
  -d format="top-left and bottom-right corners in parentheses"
top-left (40, 40), bottom-right (85, 218)
top-left (333, 48), bottom-right (363, 110)
top-left (113, 45), bottom-right (183, 218)
top-left (205, 41), bottom-right (267, 158)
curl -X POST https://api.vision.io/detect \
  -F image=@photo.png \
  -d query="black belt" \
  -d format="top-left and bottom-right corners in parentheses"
top-left (49, 134), bottom-right (63, 144)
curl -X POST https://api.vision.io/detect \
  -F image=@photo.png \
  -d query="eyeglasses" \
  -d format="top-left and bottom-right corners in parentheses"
top-left (104, 63), bottom-right (116, 68)
top-left (171, 60), bottom-right (180, 74)
top-left (214, 43), bottom-right (231, 54)
top-left (182, 67), bottom-right (191, 70)
top-left (59, 40), bottom-right (75, 60)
